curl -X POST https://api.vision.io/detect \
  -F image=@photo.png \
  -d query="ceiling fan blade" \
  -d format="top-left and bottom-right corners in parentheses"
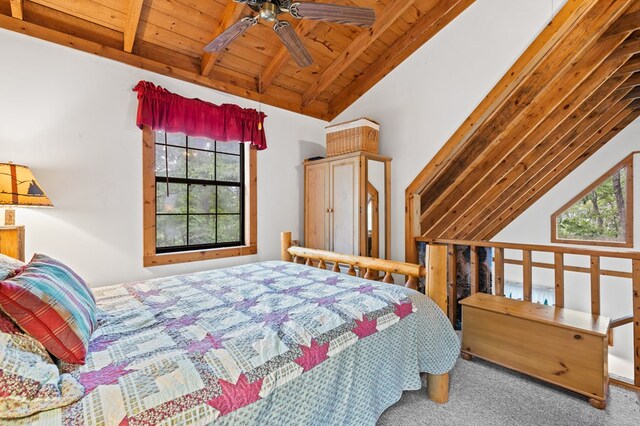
top-left (203, 17), bottom-right (257, 53)
top-left (289, 2), bottom-right (375, 27)
top-left (273, 21), bottom-right (313, 68)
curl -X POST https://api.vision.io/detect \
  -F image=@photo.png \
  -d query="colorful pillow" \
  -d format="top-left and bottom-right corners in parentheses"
top-left (0, 331), bottom-right (84, 418)
top-left (0, 254), bottom-right (96, 364)
top-left (0, 253), bottom-right (24, 281)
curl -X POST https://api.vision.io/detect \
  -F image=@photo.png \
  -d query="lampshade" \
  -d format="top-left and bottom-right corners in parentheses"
top-left (0, 163), bottom-right (53, 208)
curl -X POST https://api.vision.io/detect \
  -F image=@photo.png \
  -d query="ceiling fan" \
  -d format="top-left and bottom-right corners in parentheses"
top-left (203, 1), bottom-right (376, 68)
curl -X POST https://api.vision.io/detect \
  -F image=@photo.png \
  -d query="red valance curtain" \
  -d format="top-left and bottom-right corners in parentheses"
top-left (133, 81), bottom-right (267, 150)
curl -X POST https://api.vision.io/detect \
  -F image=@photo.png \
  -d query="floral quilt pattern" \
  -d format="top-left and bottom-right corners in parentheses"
top-left (16, 261), bottom-right (425, 425)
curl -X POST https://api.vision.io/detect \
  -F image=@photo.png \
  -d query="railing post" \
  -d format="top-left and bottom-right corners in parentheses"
top-left (470, 246), bottom-right (479, 294)
top-left (633, 259), bottom-right (640, 387)
top-left (447, 244), bottom-right (457, 325)
top-left (554, 253), bottom-right (564, 308)
top-left (590, 256), bottom-right (601, 316)
top-left (495, 247), bottom-right (504, 297)
top-left (523, 250), bottom-right (532, 302)
top-left (427, 244), bottom-right (448, 313)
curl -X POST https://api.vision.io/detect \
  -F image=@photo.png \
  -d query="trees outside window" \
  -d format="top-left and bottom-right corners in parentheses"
top-left (551, 155), bottom-right (633, 247)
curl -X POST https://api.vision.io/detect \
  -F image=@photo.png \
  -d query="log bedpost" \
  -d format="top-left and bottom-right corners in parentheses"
top-left (425, 243), bottom-right (450, 404)
top-left (427, 373), bottom-right (449, 404)
top-left (281, 231), bottom-right (293, 262)
top-left (426, 244), bottom-right (448, 312)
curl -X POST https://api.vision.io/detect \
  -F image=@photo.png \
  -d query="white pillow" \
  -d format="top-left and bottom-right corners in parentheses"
top-left (0, 253), bottom-right (24, 281)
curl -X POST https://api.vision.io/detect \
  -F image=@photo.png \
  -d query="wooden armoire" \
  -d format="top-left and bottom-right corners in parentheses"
top-left (304, 151), bottom-right (391, 258)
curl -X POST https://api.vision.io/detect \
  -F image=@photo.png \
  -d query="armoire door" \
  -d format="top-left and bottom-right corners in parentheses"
top-left (330, 157), bottom-right (360, 255)
top-left (304, 162), bottom-right (329, 250)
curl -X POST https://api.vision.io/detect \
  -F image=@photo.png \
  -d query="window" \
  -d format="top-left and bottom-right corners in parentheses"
top-left (142, 126), bottom-right (257, 266)
top-left (551, 155), bottom-right (633, 247)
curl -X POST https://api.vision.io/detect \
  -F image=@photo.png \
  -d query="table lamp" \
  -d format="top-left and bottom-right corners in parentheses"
top-left (0, 162), bottom-right (53, 260)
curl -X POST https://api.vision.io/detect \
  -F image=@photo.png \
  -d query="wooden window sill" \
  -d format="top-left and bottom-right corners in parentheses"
top-left (144, 244), bottom-right (257, 267)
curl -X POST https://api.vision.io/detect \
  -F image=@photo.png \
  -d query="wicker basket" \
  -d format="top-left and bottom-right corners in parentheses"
top-left (325, 118), bottom-right (379, 156)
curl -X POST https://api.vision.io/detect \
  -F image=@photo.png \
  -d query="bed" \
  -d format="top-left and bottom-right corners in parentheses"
top-left (5, 233), bottom-right (459, 425)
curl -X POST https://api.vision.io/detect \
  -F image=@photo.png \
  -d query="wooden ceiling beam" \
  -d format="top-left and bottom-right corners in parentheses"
top-left (259, 19), bottom-right (318, 94)
top-left (418, 0), bottom-right (632, 219)
top-left (602, 10), bottom-right (640, 38)
top-left (610, 35), bottom-right (640, 58)
top-left (404, 0), bottom-right (605, 261)
top-left (464, 100), bottom-right (626, 237)
top-left (405, 0), bottom-right (602, 205)
top-left (329, 0), bottom-right (475, 118)
top-left (480, 105), bottom-right (640, 239)
top-left (451, 79), bottom-right (634, 239)
top-left (123, 0), bottom-right (144, 53)
top-left (629, 97), bottom-right (640, 109)
top-left (20, 0), bottom-right (124, 49)
top-left (616, 53), bottom-right (640, 74)
top-left (619, 71), bottom-right (640, 88)
top-left (467, 97), bottom-right (632, 239)
top-left (200, 0), bottom-right (247, 77)
top-left (0, 13), bottom-right (331, 120)
top-left (425, 49), bottom-right (633, 238)
top-left (300, 0), bottom-right (418, 107)
top-left (472, 94), bottom-right (634, 238)
top-left (420, 30), bottom-right (632, 236)
top-left (623, 85), bottom-right (640, 98)
top-left (9, 0), bottom-right (23, 20)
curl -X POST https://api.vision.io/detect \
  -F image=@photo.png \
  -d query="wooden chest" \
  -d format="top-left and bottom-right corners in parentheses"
top-left (460, 293), bottom-right (610, 408)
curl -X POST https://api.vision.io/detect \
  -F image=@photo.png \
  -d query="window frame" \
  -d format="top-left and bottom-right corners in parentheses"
top-left (142, 126), bottom-right (257, 266)
top-left (551, 154), bottom-right (633, 248)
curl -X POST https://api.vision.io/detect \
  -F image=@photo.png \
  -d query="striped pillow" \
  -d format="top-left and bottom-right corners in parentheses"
top-left (0, 254), bottom-right (96, 364)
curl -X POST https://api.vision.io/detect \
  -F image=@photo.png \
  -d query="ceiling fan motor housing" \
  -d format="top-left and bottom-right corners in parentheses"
top-left (259, 2), bottom-right (279, 21)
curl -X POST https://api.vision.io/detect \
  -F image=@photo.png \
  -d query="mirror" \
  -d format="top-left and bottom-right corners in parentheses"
top-left (366, 159), bottom-right (386, 259)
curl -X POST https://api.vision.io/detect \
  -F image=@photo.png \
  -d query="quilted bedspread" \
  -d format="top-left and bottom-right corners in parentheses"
top-left (10, 261), bottom-right (460, 425)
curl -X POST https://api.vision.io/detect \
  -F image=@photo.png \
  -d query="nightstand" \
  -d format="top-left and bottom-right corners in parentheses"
top-left (0, 226), bottom-right (25, 261)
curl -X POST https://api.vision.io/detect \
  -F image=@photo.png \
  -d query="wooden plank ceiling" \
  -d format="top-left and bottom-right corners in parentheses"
top-left (0, 0), bottom-right (475, 120)
top-left (405, 0), bottom-right (640, 260)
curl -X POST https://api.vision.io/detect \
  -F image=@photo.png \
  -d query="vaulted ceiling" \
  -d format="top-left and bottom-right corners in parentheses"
top-left (0, 0), bottom-right (475, 120)
top-left (406, 0), bottom-right (640, 253)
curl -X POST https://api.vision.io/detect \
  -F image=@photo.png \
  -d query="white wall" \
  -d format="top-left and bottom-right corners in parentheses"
top-left (0, 28), bottom-right (326, 287)
top-left (332, 0), bottom-right (565, 262)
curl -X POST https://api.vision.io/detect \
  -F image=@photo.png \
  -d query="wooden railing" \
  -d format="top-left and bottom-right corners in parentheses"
top-left (417, 237), bottom-right (640, 389)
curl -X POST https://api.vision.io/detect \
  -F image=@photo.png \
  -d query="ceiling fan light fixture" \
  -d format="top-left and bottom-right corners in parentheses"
top-left (259, 1), bottom-right (279, 21)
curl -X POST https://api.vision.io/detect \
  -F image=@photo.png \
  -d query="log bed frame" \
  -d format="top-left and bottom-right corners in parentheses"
top-left (280, 231), bottom-right (451, 404)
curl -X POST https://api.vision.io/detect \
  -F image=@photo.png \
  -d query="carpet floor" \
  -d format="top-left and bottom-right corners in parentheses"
top-left (378, 357), bottom-right (640, 425)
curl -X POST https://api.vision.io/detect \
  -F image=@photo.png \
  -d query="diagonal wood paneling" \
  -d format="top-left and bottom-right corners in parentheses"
top-left (0, 0), bottom-right (475, 120)
top-left (405, 0), bottom-right (640, 263)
